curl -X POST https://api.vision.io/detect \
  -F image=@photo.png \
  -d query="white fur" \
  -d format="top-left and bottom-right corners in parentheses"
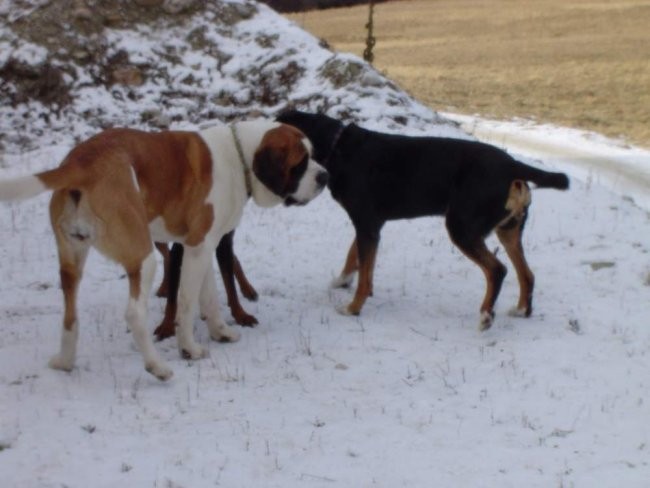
top-left (0, 175), bottom-right (46, 201)
top-left (48, 324), bottom-right (78, 372)
top-left (289, 158), bottom-right (327, 204)
top-left (508, 306), bottom-right (528, 318)
top-left (479, 311), bottom-right (494, 331)
top-left (125, 252), bottom-right (172, 380)
top-left (331, 272), bottom-right (355, 289)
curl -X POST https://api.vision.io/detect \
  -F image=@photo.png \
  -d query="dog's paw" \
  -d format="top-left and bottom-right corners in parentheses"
top-left (508, 306), bottom-right (528, 318)
top-left (330, 273), bottom-right (355, 289)
top-left (48, 354), bottom-right (74, 372)
top-left (337, 303), bottom-right (361, 316)
top-left (234, 311), bottom-right (259, 327)
top-left (209, 323), bottom-right (241, 343)
top-left (145, 361), bottom-right (174, 381)
top-left (479, 311), bottom-right (495, 331)
top-left (241, 286), bottom-right (259, 302)
top-left (153, 320), bottom-right (175, 341)
top-left (179, 342), bottom-right (207, 360)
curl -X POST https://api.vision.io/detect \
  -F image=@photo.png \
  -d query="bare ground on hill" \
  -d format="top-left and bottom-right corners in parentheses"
top-left (288, 0), bottom-right (650, 148)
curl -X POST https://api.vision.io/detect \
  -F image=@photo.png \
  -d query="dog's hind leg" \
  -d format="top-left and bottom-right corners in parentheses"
top-left (154, 243), bottom-right (183, 341)
top-left (89, 181), bottom-right (172, 380)
top-left (496, 218), bottom-right (534, 318)
top-left (48, 192), bottom-right (89, 372)
top-left (446, 216), bottom-right (507, 331)
top-left (124, 252), bottom-right (173, 380)
top-left (234, 255), bottom-right (258, 301)
top-left (331, 238), bottom-right (358, 289)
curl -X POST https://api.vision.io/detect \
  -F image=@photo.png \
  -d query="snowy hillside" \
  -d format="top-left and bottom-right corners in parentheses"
top-left (1, 1), bottom-right (649, 487)
top-left (0, 0), bottom-right (458, 155)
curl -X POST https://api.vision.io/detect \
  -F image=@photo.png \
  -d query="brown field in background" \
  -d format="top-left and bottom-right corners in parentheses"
top-left (288, 0), bottom-right (650, 148)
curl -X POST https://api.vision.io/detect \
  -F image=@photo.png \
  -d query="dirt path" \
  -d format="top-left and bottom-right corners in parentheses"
top-left (287, 0), bottom-right (650, 148)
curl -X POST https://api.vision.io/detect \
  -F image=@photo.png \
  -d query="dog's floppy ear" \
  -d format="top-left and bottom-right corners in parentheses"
top-left (252, 145), bottom-right (287, 196)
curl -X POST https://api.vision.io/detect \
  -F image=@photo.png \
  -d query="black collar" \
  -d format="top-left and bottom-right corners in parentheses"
top-left (322, 123), bottom-right (348, 166)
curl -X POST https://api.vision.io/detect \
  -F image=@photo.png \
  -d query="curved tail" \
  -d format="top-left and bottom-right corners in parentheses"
top-left (514, 160), bottom-right (569, 190)
top-left (0, 164), bottom-right (82, 202)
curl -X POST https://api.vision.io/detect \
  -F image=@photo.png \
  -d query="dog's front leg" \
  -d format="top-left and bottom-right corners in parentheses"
top-left (340, 234), bottom-right (379, 316)
top-left (199, 261), bottom-right (241, 342)
top-left (331, 237), bottom-right (358, 289)
top-left (175, 244), bottom-right (212, 360)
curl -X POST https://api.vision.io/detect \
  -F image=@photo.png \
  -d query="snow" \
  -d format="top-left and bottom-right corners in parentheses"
top-left (1, 2), bottom-right (649, 488)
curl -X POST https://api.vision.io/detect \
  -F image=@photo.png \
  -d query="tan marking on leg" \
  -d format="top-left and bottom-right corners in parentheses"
top-left (456, 241), bottom-right (507, 331)
top-left (234, 256), bottom-right (258, 301)
top-left (222, 258), bottom-right (258, 327)
top-left (332, 238), bottom-right (358, 289)
top-left (497, 224), bottom-right (535, 317)
top-left (341, 238), bottom-right (359, 276)
top-left (344, 242), bottom-right (377, 315)
top-left (499, 180), bottom-right (531, 227)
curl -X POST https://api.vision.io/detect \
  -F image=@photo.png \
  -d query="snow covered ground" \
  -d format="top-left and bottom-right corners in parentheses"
top-left (1, 2), bottom-right (649, 487)
top-left (1, 122), bottom-right (648, 488)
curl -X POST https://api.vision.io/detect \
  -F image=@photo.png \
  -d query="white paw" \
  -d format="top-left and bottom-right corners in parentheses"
top-left (508, 306), bottom-right (528, 318)
top-left (48, 354), bottom-right (74, 372)
top-left (179, 341), bottom-right (207, 360)
top-left (330, 273), bottom-right (355, 289)
top-left (145, 361), bottom-right (174, 381)
top-left (336, 303), bottom-right (359, 316)
top-left (210, 323), bottom-right (241, 343)
top-left (479, 311), bottom-right (494, 331)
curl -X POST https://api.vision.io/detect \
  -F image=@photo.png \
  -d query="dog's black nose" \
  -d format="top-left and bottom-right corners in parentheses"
top-left (316, 171), bottom-right (329, 187)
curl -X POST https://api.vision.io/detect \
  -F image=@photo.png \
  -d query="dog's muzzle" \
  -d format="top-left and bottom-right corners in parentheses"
top-left (285, 169), bottom-right (329, 206)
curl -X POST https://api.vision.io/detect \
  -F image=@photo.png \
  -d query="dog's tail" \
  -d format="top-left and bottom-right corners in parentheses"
top-left (514, 160), bottom-right (570, 190)
top-left (0, 164), bottom-right (82, 202)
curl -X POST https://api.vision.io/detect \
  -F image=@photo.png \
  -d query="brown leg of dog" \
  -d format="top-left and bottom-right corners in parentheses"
top-left (496, 222), bottom-right (534, 317)
top-left (154, 242), bottom-right (170, 298)
top-left (154, 243), bottom-right (183, 341)
top-left (234, 255), bottom-right (258, 301)
top-left (342, 235), bottom-right (378, 316)
top-left (331, 238), bottom-right (359, 289)
top-left (216, 231), bottom-right (258, 326)
top-left (48, 191), bottom-right (89, 373)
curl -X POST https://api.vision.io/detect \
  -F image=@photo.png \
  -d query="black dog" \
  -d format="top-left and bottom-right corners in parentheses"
top-left (277, 110), bottom-right (569, 329)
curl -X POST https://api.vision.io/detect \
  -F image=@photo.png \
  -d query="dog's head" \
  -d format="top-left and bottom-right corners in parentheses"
top-left (252, 124), bottom-right (328, 207)
top-left (276, 110), bottom-right (344, 165)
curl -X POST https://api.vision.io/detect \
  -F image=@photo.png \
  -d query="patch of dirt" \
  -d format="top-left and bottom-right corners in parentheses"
top-left (0, 59), bottom-right (71, 108)
top-left (0, 0), bottom-right (258, 110)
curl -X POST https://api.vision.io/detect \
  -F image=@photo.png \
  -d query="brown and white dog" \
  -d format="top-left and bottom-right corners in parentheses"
top-left (0, 121), bottom-right (328, 380)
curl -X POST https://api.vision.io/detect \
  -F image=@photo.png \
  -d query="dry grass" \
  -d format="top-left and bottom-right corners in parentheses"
top-left (288, 0), bottom-right (650, 147)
